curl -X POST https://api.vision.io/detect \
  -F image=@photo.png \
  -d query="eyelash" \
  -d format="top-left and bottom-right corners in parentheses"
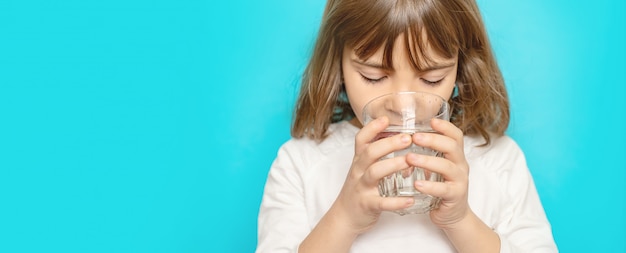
top-left (360, 74), bottom-right (387, 84)
top-left (359, 74), bottom-right (444, 86)
top-left (421, 78), bottom-right (444, 86)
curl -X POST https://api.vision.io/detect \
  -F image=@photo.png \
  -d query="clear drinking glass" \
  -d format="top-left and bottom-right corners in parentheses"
top-left (362, 91), bottom-right (450, 215)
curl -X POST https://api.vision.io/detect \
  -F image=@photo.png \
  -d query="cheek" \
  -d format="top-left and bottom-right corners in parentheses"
top-left (346, 93), bottom-right (367, 123)
top-left (342, 77), bottom-right (366, 123)
top-left (431, 73), bottom-right (457, 100)
top-left (344, 85), bottom-right (374, 124)
top-left (440, 82), bottom-right (456, 100)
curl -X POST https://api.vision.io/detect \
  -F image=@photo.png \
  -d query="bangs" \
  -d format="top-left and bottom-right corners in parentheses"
top-left (335, 0), bottom-right (461, 71)
top-left (295, 0), bottom-right (506, 142)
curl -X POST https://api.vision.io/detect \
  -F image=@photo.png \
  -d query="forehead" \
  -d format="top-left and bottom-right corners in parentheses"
top-left (331, 0), bottom-right (462, 70)
top-left (347, 32), bottom-right (458, 71)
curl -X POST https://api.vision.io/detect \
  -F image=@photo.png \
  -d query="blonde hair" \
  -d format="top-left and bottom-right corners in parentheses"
top-left (292, 0), bottom-right (510, 145)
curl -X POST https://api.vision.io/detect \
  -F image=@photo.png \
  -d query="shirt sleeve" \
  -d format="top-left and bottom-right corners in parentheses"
top-left (492, 137), bottom-right (559, 253)
top-left (256, 142), bottom-right (309, 253)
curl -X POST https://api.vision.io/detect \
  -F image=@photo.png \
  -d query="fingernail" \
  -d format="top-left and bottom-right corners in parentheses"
top-left (415, 181), bottom-right (425, 188)
top-left (406, 197), bottom-right (414, 205)
top-left (401, 134), bottom-right (411, 143)
top-left (413, 133), bottom-right (424, 141)
top-left (378, 116), bottom-right (388, 125)
top-left (408, 153), bottom-right (422, 163)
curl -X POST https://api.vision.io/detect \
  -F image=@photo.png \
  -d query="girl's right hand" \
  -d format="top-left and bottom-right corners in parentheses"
top-left (331, 116), bottom-right (416, 234)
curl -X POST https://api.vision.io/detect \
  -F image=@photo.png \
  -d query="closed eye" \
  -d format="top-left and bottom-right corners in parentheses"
top-left (361, 74), bottom-right (387, 84)
top-left (421, 78), bottom-right (444, 86)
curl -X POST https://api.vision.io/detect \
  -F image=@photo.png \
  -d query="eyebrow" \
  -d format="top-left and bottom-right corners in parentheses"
top-left (351, 58), bottom-right (456, 72)
top-left (351, 58), bottom-right (387, 69)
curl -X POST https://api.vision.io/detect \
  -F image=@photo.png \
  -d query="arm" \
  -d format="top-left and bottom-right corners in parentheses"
top-left (258, 117), bottom-right (419, 253)
top-left (297, 204), bottom-right (360, 253)
top-left (440, 210), bottom-right (501, 253)
top-left (409, 120), bottom-right (557, 253)
top-left (299, 117), bottom-right (416, 252)
top-left (409, 118), bottom-right (500, 253)
top-left (256, 144), bottom-right (310, 253)
top-left (493, 138), bottom-right (558, 252)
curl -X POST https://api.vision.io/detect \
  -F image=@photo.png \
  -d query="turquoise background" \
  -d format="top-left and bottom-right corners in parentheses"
top-left (0, 0), bottom-right (624, 252)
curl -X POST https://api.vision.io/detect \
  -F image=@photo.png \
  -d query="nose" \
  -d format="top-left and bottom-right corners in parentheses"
top-left (381, 92), bottom-right (448, 127)
top-left (390, 80), bottom-right (415, 94)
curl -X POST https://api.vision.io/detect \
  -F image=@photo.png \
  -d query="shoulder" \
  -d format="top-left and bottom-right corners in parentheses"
top-left (464, 134), bottom-right (537, 203)
top-left (464, 134), bottom-right (527, 172)
top-left (464, 134), bottom-right (523, 155)
top-left (276, 121), bottom-right (357, 164)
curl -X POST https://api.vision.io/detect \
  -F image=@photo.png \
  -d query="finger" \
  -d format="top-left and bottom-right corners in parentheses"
top-left (406, 153), bottom-right (465, 182)
top-left (362, 156), bottom-right (411, 186)
top-left (431, 118), bottom-right (464, 143)
top-left (412, 123), bottom-right (466, 165)
top-left (374, 196), bottom-right (415, 212)
top-left (412, 131), bottom-right (457, 158)
top-left (352, 117), bottom-right (389, 173)
top-left (355, 129), bottom-right (413, 170)
top-left (414, 180), bottom-right (457, 200)
top-left (355, 117), bottom-right (389, 153)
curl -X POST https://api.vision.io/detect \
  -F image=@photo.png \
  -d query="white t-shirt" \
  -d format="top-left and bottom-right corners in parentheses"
top-left (257, 121), bottom-right (558, 253)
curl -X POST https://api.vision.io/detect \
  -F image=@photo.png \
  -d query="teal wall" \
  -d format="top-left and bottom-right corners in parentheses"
top-left (0, 0), bottom-right (624, 252)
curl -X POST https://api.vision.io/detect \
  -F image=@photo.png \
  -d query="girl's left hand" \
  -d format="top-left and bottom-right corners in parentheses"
top-left (406, 118), bottom-right (471, 229)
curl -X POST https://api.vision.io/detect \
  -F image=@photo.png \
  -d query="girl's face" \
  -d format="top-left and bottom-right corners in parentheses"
top-left (342, 34), bottom-right (458, 127)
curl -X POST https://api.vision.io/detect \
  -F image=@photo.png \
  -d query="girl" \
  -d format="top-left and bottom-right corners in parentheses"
top-left (257, 0), bottom-right (558, 252)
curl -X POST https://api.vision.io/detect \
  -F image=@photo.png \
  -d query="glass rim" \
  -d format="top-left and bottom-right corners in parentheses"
top-left (362, 91), bottom-right (450, 117)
